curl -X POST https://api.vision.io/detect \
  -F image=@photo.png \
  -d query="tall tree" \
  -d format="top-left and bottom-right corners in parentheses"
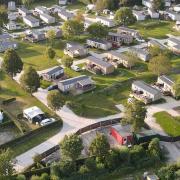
top-left (46, 30), bottom-right (56, 46)
top-left (152, 0), bottom-right (165, 11)
top-left (46, 47), bottom-right (56, 60)
top-left (74, 10), bottom-right (84, 22)
top-left (61, 55), bottom-right (73, 68)
top-left (62, 20), bottom-right (84, 39)
top-left (114, 7), bottom-right (136, 25)
top-left (148, 54), bottom-right (171, 76)
top-left (2, 49), bottom-right (23, 77)
top-left (126, 51), bottom-right (138, 70)
top-left (123, 100), bottom-right (147, 132)
top-left (87, 23), bottom-right (108, 39)
top-left (0, 5), bottom-right (8, 27)
top-left (89, 133), bottom-right (110, 163)
top-left (0, 149), bottom-right (14, 177)
top-left (173, 79), bottom-right (180, 99)
top-left (47, 90), bottom-right (65, 110)
top-left (60, 134), bottom-right (83, 161)
top-left (20, 66), bottom-right (40, 93)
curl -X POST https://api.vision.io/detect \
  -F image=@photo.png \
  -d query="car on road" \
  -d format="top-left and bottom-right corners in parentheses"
top-left (40, 118), bottom-right (55, 126)
top-left (71, 65), bottom-right (81, 72)
top-left (47, 84), bottom-right (58, 91)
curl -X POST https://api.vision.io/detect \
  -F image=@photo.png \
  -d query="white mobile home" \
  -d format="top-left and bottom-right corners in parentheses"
top-left (133, 11), bottom-right (146, 21)
top-left (96, 16), bottom-right (115, 27)
top-left (40, 13), bottom-right (55, 24)
top-left (18, 7), bottom-right (31, 17)
top-left (35, 6), bottom-right (49, 14)
top-left (58, 10), bottom-right (74, 21)
top-left (23, 15), bottom-right (40, 27)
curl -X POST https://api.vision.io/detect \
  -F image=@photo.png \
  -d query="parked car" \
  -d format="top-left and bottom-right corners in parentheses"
top-left (47, 84), bottom-right (58, 91)
top-left (71, 65), bottom-right (81, 72)
top-left (40, 118), bottom-right (55, 126)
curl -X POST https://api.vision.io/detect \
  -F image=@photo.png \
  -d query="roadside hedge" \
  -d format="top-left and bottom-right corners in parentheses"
top-left (0, 120), bottom-right (62, 150)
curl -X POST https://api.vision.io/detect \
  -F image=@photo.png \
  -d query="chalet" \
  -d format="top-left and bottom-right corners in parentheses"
top-left (133, 10), bottom-right (146, 21)
top-left (86, 38), bottom-right (112, 50)
top-left (0, 41), bottom-right (18, 52)
top-left (86, 4), bottom-right (95, 11)
top-left (86, 56), bottom-right (114, 75)
top-left (148, 39), bottom-right (166, 49)
top-left (64, 42), bottom-right (88, 58)
top-left (8, 12), bottom-right (18, 21)
top-left (58, 75), bottom-right (94, 93)
top-left (131, 80), bottom-right (162, 104)
top-left (23, 106), bottom-right (46, 124)
top-left (117, 27), bottom-right (140, 38)
top-left (23, 15), bottom-right (40, 27)
top-left (174, 4), bottom-right (180, 13)
top-left (59, 0), bottom-right (68, 5)
top-left (129, 47), bottom-right (151, 61)
top-left (96, 16), bottom-right (115, 27)
top-left (35, 6), bottom-right (49, 14)
top-left (148, 8), bottom-right (159, 19)
top-left (5, 21), bottom-right (21, 30)
top-left (110, 124), bottom-right (133, 145)
top-left (175, 21), bottom-right (180, 31)
top-left (166, 11), bottom-right (180, 21)
top-left (58, 10), bottom-right (74, 21)
top-left (8, 1), bottom-right (16, 11)
top-left (167, 37), bottom-right (180, 54)
top-left (84, 19), bottom-right (94, 29)
top-left (41, 66), bottom-right (64, 81)
top-left (107, 32), bottom-right (133, 45)
top-left (142, 0), bottom-right (171, 8)
top-left (105, 51), bottom-right (133, 68)
top-left (40, 13), bottom-right (55, 24)
top-left (18, 7), bottom-right (31, 17)
top-left (157, 75), bottom-right (175, 96)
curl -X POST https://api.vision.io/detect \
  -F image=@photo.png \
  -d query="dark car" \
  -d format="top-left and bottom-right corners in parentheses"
top-left (47, 84), bottom-right (58, 91)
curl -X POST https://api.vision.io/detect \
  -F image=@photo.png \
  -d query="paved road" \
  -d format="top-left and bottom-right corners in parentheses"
top-left (14, 88), bottom-right (122, 172)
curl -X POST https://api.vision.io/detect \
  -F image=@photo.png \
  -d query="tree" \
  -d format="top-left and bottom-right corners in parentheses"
top-left (16, 174), bottom-right (26, 180)
top-left (95, 0), bottom-right (119, 11)
top-left (114, 7), bottom-right (136, 25)
top-left (173, 79), bottom-right (180, 99)
top-left (148, 138), bottom-right (162, 161)
top-left (149, 46), bottom-right (162, 57)
top-left (20, 66), bottom-right (40, 93)
top-left (46, 30), bottom-right (56, 46)
top-left (2, 49), bottom-right (23, 77)
top-left (148, 54), bottom-right (171, 76)
top-left (0, 149), bottom-right (14, 177)
top-left (61, 55), bottom-right (73, 68)
top-left (40, 173), bottom-right (49, 180)
top-left (74, 10), bottom-right (84, 22)
top-left (126, 52), bottom-right (138, 70)
top-left (152, 0), bottom-right (165, 11)
top-left (46, 47), bottom-right (56, 60)
top-left (47, 90), bottom-right (65, 110)
top-left (87, 23), bottom-right (108, 39)
top-left (59, 160), bottom-right (75, 177)
top-left (60, 134), bottom-right (83, 161)
top-left (123, 100), bottom-right (147, 132)
top-left (89, 133), bottom-right (110, 163)
top-left (62, 20), bottom-right (84, 39)
top-left (0, 5), bottom-right (8, 27)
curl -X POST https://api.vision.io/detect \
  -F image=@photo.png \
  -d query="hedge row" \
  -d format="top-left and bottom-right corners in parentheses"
top-left (0, 120), bottom-right (62, 150)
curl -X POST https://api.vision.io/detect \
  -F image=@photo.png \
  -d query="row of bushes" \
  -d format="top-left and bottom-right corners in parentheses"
top-left (0, 120), bottom-right (62, 150)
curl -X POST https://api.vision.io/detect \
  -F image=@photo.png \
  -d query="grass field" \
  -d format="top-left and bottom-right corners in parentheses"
top-left (154, 111), bottom-right (180, 137)
top-left (129, 20), bottom-right (180, 39)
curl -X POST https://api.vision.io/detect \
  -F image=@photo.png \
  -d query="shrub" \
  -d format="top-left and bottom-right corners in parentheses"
top-left (16, 174), bottom-right (26, 180)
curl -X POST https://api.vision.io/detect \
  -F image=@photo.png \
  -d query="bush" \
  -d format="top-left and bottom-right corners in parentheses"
top-left (40, 173), bottom-right (49, 180)
top-left (16, 174), bottom-right (26, 180)
top-left (40, 80), bottom-right (52, 89)
top-left (59, 160), bottom-right (75, 177)
top-left (79, 165), bottom-right (89, 174)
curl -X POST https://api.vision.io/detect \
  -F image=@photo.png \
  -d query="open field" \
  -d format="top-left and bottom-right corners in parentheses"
top-left (154, 111), bottom-right (180, 137)
top-left (129, 20), bottom-right (180, 39)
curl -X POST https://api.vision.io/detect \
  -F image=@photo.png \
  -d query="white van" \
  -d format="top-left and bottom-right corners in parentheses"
top-left (71, 65), bottom-right (81, 72)
top-left (40, 118), bottom-right (55, 126)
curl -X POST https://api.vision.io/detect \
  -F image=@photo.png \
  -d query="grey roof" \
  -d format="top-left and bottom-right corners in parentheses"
top-left (111, 124), bottom-right (132, 137)
top-left (78, 78), bottom-right (93, 86)
top-left (59, 75), bottom-right (89, 86)
top-left (18, 7), bottom-right (31, 14)
top-left (46, 66), bottom-right (63, 76)
top-left (40, 13), bottom-right (54, 20)
top-left (133, 80), bottom-right (160, 95)
top-left (159, 75), bottom-right (174, 86)
top-left (87, 56), bottom-right (113, 68)
top-left (0, 34), bottom-right (11, 40)
top-left (148, 39), bottom-right (165, 49)
top-left (108, 32), bottom-right (131, 38)
top-left (24, 15), bottom-right (39, 23)
top-left (168, 37), bottom-right (180, 45)
top-left (58, 10), bottom-right (74, 18)
top-left (0, 41), bottom-right (17, 48)
top-left (129, 47), bottom-right (150, 56)
top-left (96, 16), bottom-right (114, 23)
top-left (88, 38), bottom-right (110, 45)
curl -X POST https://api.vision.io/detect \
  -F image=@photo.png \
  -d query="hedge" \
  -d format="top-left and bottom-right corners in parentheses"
top-left (0, 120), bottom-right (62, 150)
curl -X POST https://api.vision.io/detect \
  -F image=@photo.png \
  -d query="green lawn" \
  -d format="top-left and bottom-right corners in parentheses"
top-left (154, 111), bottom-right (180, 137)
top-left (29, 0), bottom-right (58, 9)
top-left (15, 40), bottom-right (65, 71)
top-left (129, 20), bottom-right (180, 39)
